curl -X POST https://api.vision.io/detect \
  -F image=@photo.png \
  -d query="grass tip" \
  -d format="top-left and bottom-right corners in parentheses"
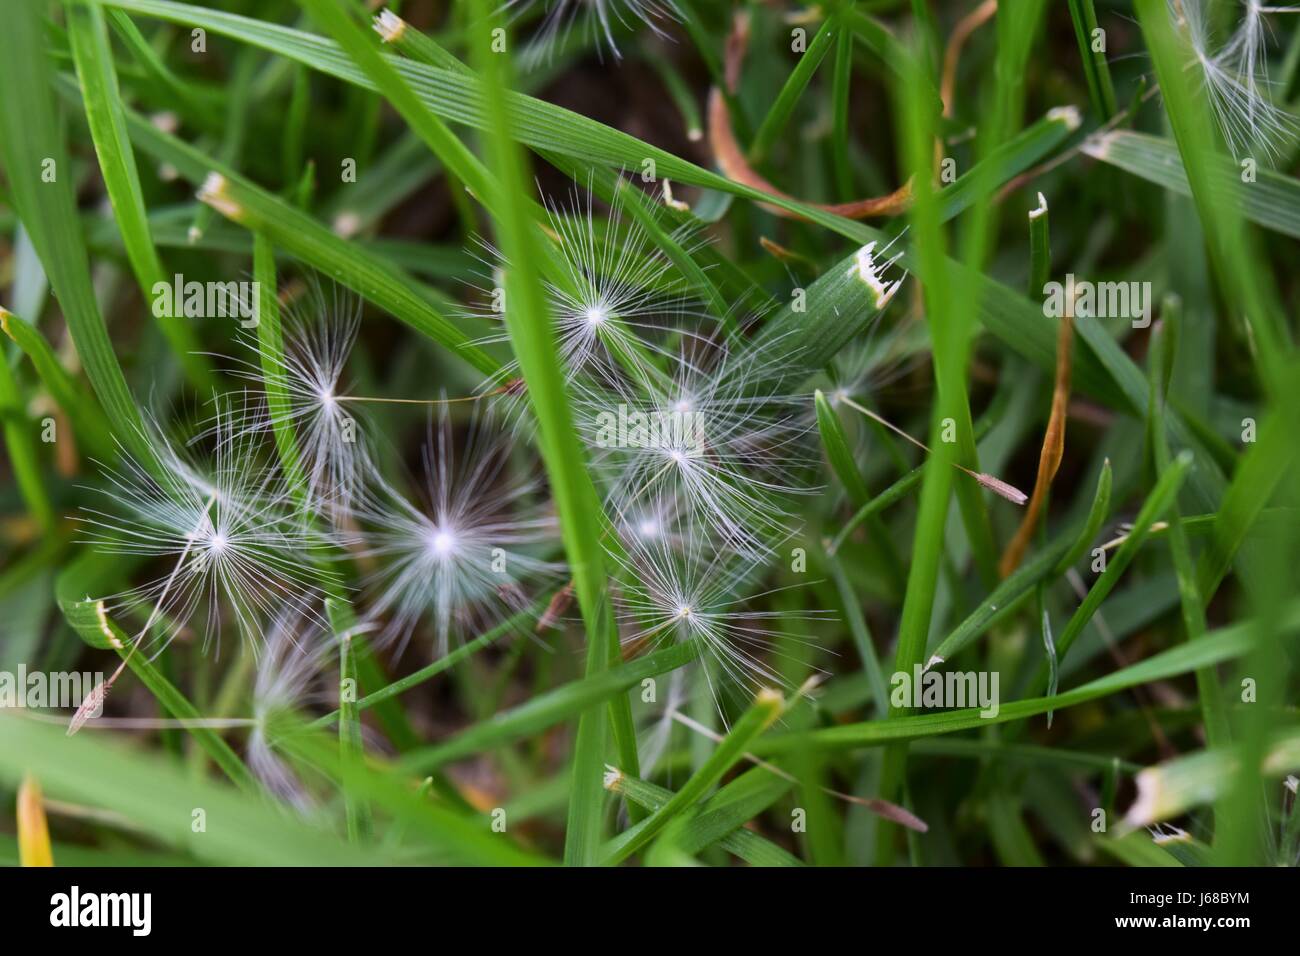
top-left (333, 211), bottom-right (362, 238)
top-left (846, 242), bottom-right (903, 309)
top-left (1122, 767), bottom-right (1162, 829)
top-left (1149, 824), bottom-right (1190, 846)
top-left (373, 9), bottom-right (406, 44)
top-left (1047, 105), bottom-right (1082, 131)
top-left (17, 774), bottom-right (53, 867)
top-left (1029, 191), bottom-right (1048, 219)
top-left (150, 111), bottom-right (179, 135)
top-left (661, 179), bottom-right (691, 211)
top-left (92, 599), bottom-right (122, 648)
top-left (197, 172), bottom-right (244, 222)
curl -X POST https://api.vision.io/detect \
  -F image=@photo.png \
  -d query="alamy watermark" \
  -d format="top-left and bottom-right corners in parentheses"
top-left (151, 274), bottom-right (260, 328)
top-left (50, 886), bottom-right (151, 936)
top-left (1044, 273), bottom-right (1152, 328)
top-left (593, 404), bottom-right (706, 451)
top-left (0, 666), bottom-right (105, 717)
top-left (890, 665), bottom-right (1000, 718)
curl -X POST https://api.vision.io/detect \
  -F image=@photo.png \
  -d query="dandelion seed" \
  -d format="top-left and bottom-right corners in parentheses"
top-left (471, 175), bottom-right (708, 396)
top-left (609, 512), bottom-right (831, 713)
top-left (218, 286), bottom-right (373, 514)
top-left (582, 333), bottom-right (818, 558)
top-left (974, 472), bottom-right (1029, 506)
top-left (837, 395), bottom-right (1028, 506)
top-left (535, 581), bottom-right (575, 633)
top-left (504, 0), bottom-right (682, 66)
top-left (1174, 0), bottom-right (1299, 158)
top-left (819, 304), bottom-right (922, 412)
top-left (248, 613), bottom-right (337, 814)
top-left (355, 407), bottom-right (561, 657)
top-left (79, 403), bottom-right (333, 659)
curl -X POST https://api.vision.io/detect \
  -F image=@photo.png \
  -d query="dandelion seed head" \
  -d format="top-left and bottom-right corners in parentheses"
top-left (470, 174), bottom-right (710, 397)
top-left (80, 404), bottom-right (333, 656)
top-left (218, 282), bottom-right (372, 515)
top-left (426, 527), bottom-right (458, 559)
top-left (248, 613), bottom-right (338, 815)
top-left (583, 332), bottom-right (818, 559)
top-left (505, 0), bottom-right (683, 67)
top-left (356, 407), bottom-right (560, 657)
top-left (609, 512), bottom-right (831, 716)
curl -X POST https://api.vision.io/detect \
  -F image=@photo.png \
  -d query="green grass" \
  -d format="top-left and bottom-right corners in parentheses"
top-left (0, 0), bottom-right (1298, 869)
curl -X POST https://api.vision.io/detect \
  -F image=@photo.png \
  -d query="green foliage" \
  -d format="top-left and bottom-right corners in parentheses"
top-left (0, 0), bottom-right (1297, 869)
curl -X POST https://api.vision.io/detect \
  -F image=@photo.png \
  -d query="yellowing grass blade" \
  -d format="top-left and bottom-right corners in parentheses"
top-left (17, 773), bottom-right (54, 867)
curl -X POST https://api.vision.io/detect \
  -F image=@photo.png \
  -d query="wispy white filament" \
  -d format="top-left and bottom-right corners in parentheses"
top-left (80, 406), bottom-right (332, 657)
top-left (355, 408), bottom-right (560, 657)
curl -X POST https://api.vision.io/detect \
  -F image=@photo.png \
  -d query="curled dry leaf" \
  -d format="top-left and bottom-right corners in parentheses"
top-left (999, 307), bottom-right (1074, 577)
top-left (707, 7), bottom-right (910, 222)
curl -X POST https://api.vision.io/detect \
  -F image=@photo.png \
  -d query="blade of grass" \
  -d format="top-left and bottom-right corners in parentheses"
top-left (1147, 323), bottom-right (1230, 749)
top-left (754, 610), bottom-right (1281, 755)
top-left (1084, 130), bottom-right (1300, 241)
top-left (748, 13), bottom-right (837, 164)
top-left (830, 17), bottom-right (854, 199)
top-left (1122, 729), bottom-right (1300, 830)
top-left (601, 688), bottom-right (785, 865)
top-left (607, 766), bottom-right (802, 866)
top-left (0, 714), bottom-right (391, 865)
top-left (1054, 459), bottom-right (1113, 575)
top-left (461, 1), bottom-right (636, 864)
top-left (0, 0), bottom-right (155, 466)
top-left (1025, 451), bottom-right (1194, 697)
top-left (875, 38), bottom-right (965, 863)
top-left (1, 307), bottom-right (116, 462)
top-left (330, 598), bottom-right (372, 843)
top-left (398, 640), bottom-right (700, 776)
top-left (16, 775), bottom-right (54, 867)
top-left (814, 389), bottom-right (906, 596)
top-left (0, 348), bottom-right (54, 534)
top-left (55, 552), bottom-right (257, 792)
top-left (1067, 0), bottom-right (1118, 120)
top-left (65, 0), bottom-right (215, 390)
